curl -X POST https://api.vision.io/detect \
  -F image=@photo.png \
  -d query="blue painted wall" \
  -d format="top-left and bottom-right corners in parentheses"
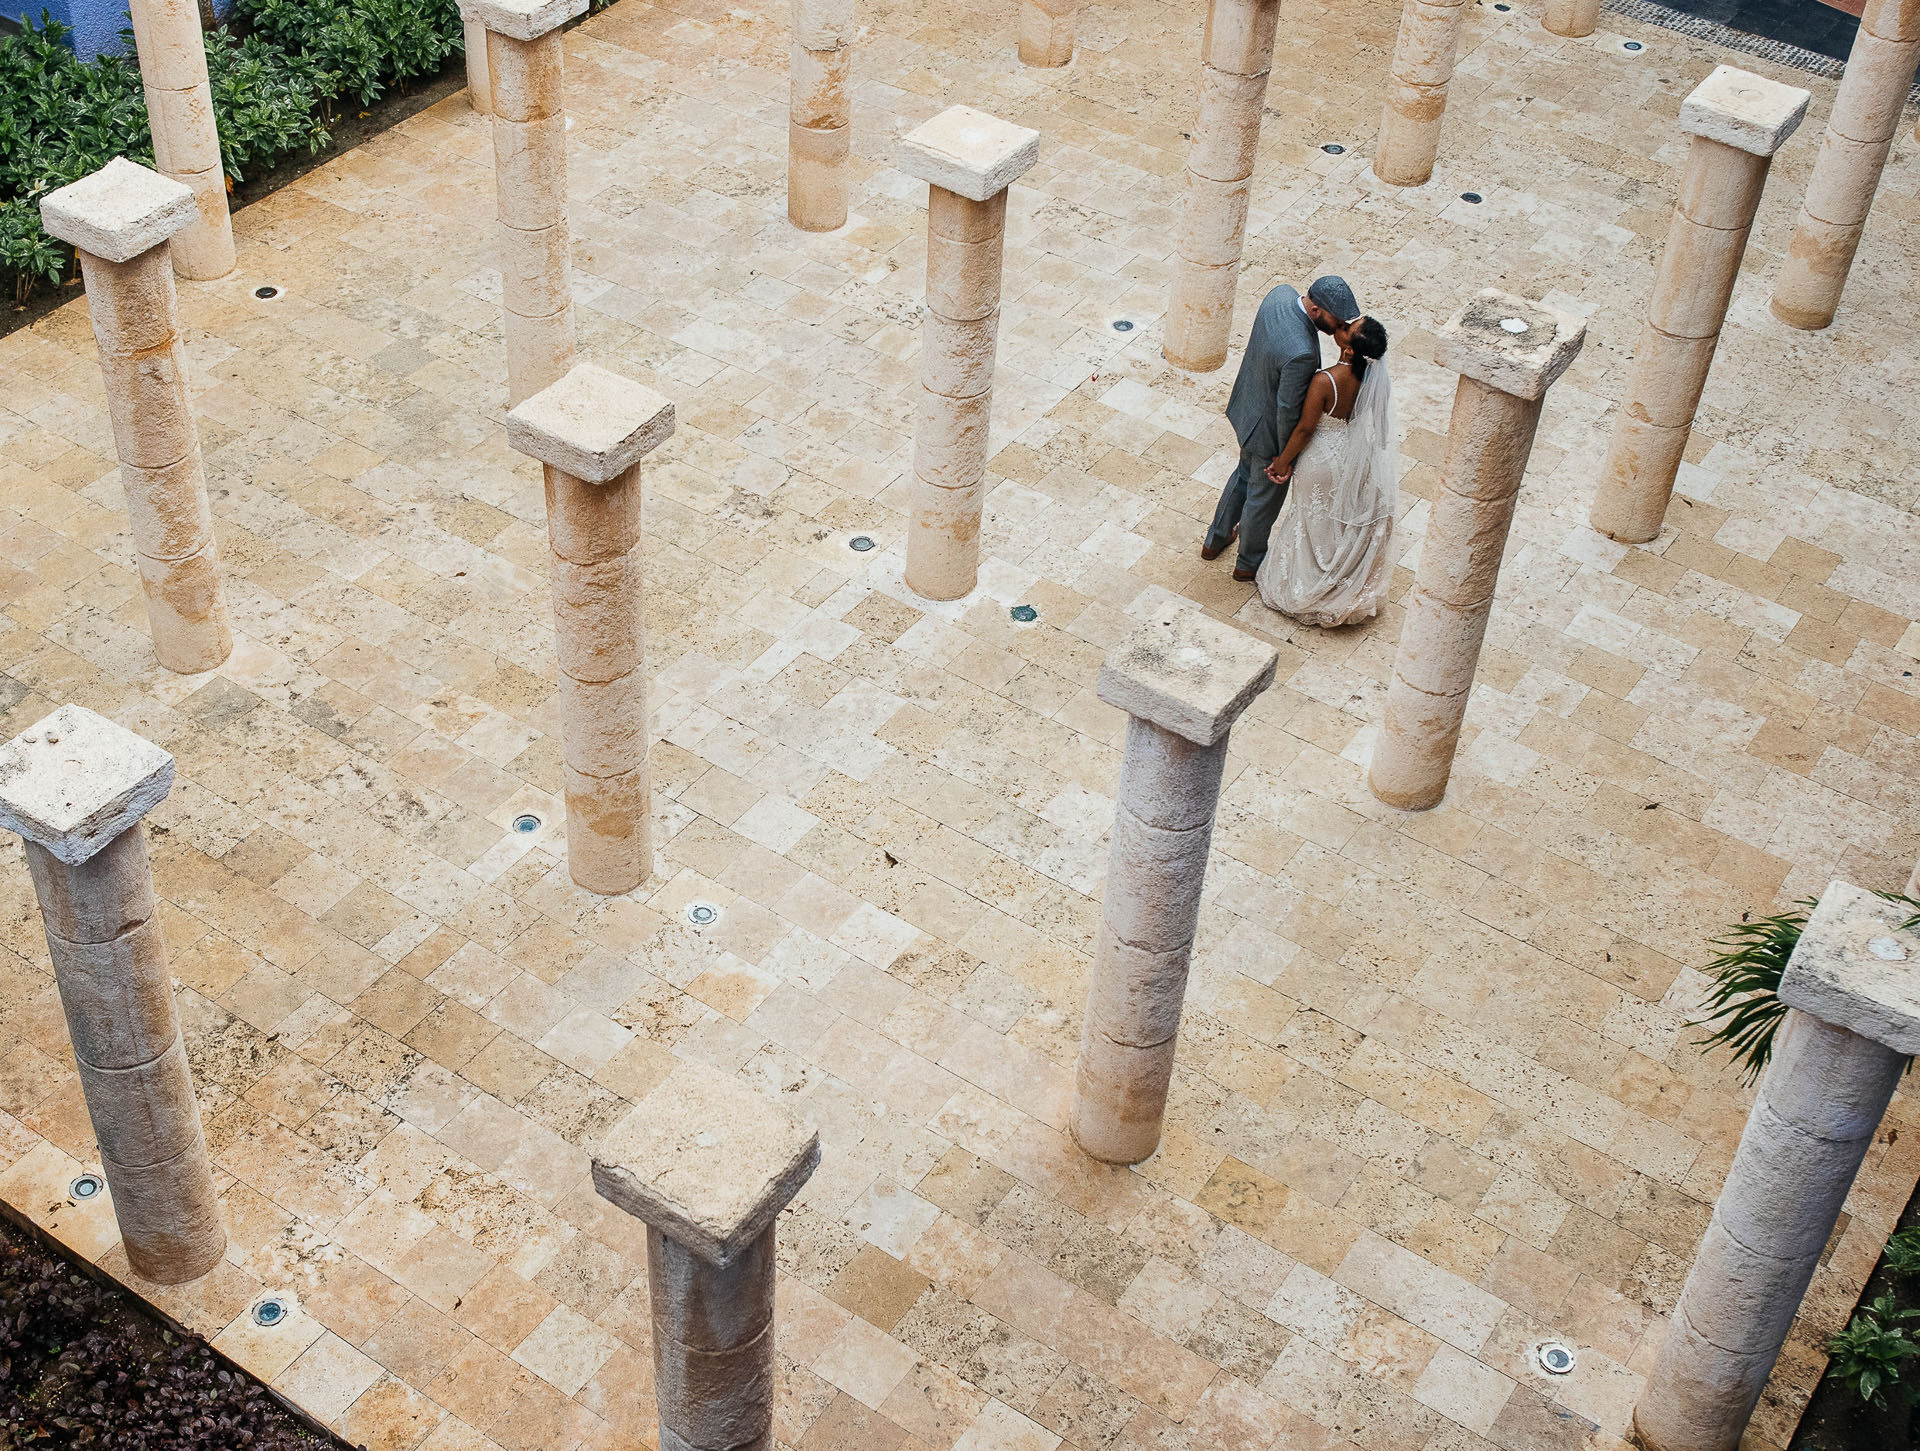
top-left (1, 0), bottom-right (231, 61)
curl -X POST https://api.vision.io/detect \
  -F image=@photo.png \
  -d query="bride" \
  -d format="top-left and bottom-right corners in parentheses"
top-left (1255, 316), bottom-right (1398, 627)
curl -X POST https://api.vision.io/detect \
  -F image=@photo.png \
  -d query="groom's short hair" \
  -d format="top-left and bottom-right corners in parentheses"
top-left (1308, 276), bottom-right (1360, 322)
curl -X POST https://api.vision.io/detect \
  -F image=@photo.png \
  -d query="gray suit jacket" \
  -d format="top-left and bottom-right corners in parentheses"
top-left (1225, 285), bottom-right (1322, 466)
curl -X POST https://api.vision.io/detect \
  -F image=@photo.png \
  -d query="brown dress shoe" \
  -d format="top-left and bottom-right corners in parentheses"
top-left (1232, 567), bottom-right (1255, 583)
top-left (1200, 525), bottom-right (1237, 561)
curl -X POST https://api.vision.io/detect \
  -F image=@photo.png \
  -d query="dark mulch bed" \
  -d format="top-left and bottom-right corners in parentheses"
top-left (0, 1203), bottom-right (358, 1449)
top-left (1792, 1172), bottom-right (1920, 1449)
top-left (1, 53), bottom-right (469, 340)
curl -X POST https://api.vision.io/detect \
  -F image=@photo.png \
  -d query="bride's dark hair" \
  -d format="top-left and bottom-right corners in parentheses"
top-left (1348, 316), bottom-right (1388, 384)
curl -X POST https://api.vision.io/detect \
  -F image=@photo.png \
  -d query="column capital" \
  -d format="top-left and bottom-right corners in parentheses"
top-left (1098, 611), bottom-right (1278, 746)
top-left (1434, 290), bottom-right (1586, 401)
top-left (458, 0), bottom-right (585, 41)
top-left (1780, 880), bottom-right (1920, 1053)
top-left (0, 705), bottom-right (175, 864)
top-left (900, 105), bottom-right (1040, 202)
top-left (1680, 65), bottom-right (1810, 157)
top-left (506, 362), bottom-right (676, 482)
top-left (39, 158), bottom-right (198, 263)
top-left (592, 1061), bottom-right (820, 1265)
top-left (793, 0), bottom-right (855, 49)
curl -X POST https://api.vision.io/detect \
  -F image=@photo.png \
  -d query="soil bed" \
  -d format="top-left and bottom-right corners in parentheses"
top-left (0, 1203), bottom-right (357, 1449)
top-left (1793, 1173), bottom-right (1920, 1449)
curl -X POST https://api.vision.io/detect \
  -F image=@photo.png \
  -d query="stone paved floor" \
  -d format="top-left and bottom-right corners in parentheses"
top-left (3, 1), bottom-right (1920, 1448)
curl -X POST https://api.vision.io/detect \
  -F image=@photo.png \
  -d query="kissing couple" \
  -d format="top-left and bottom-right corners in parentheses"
top-left (1200, 276), bottom-right (1399, 629)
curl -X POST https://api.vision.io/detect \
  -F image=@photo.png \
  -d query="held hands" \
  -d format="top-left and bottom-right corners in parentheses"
top-left (1265, 460), bottom-right (1293, 487)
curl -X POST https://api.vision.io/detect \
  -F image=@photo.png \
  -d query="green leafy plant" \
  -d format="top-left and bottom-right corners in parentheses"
top-left (1827, 1293), bottom-right (1920, 1408)
top-left (234, 0), bottom-right (463, 112)
top-left (1883, 1227), bottom-right (1920, 1281)
top-left (204, 28), bottom-right (332, 182)
top-left (1691, 892), bottom-right (1920, 1085)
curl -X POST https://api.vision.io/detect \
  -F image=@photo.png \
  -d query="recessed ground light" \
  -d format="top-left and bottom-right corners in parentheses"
top-left (1623, 39), bottom-right (1644, 51)
top-left (70, 1174), bottom-right (103, 1201)
top-left (849, 535), bottom-right (876, 552)
top-left (253, 285), bottom-right (281, 300)
top-left (1461, 192), bottom-right (1483, 204)
top-left (513, 814), bottom-right (541, 834)
top-left (1010, 604), bottom-right (1038, 623)
top-left (1321, 143), bottom-right (1345, 155)
top-left (1492, 3), bottom-right (1511, 10)
top-left (685, 901), bottom-right (719, 927)
top-left (1112, 319), bottom-right (1134, 332)
top-left (252, 1295), bottom-right (290, 1328)
top-left (1537, 1341), bottom-right (1576, 1375)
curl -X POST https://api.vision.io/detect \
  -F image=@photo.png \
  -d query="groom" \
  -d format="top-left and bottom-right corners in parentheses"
top-left (1201, 275), bottom-right (1361, 581)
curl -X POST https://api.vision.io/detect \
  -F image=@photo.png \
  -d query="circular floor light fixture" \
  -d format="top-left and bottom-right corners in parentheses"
top-left (513, 814), bottom-right (541, 835)
top-left (1321, 143), bottom-right (1345, 155)
top-left (1112, 319), bottom-right (1134, 332)
top-left (1461, 192), bottom-right (1483, 204)
top-left (70, 1174), bottom-right (103, 1201)
top-left (253, 285), bottom-right (282, 301)
top-left (1010, 604), bottom-right (1038, 623)
top-left (1537, 1342), bottom-right (1576, 1376)
top-left (685, 901), bottom-right (719, 927)
top-left (252, 1295), bottom-right (290, 1328)
top-left (849, 535), bottom-right (876, 552)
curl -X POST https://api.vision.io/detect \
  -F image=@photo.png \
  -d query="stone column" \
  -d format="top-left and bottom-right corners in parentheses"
top-left (1071, 612), bottom-right (1278, 1164)
top-left (1542, 0), bottom-right (1601, 37)
top-left (1770, 0), bottom-right (1920, 331)
top-left (1589, 67), bottom-right (1809, 543)
top-left (506, 363), bottom-right (673, 896)
top-left (1018, 0), bottom-right (1076, 66)
top-left (463, 0), bottom-right (586, 407)
top-left (40, 160), bottom-right (232, 677)
top-left (465, 19), bottom-right (492, 114)
top-left (128, 0), bottom-right (234, 280)
top-left (1163, 0), bottom-right (1281, 372)
top-left (1370, 292), bottom-right (1585, 811)
top-left (0, 706), bottom-right (225, 1284)
top-left (789, 0), bottom-right (855, 232)
top-left (593, 1061), bottom-right (820, 1451)
top-left (898, 106), bottom-right (1040, 603)
top-left (1636, 882), bottom-right (1920, 1451)
top-left (1373, 0), bottom-right (1466, 188)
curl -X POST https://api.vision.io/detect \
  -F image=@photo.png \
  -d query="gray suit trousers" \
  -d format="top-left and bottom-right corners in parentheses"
top-left (1206, 446), bottom-right (1289, 573)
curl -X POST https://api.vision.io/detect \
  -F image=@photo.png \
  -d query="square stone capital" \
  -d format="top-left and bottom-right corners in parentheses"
top-left (591, 1061), bottom-right (820, 1265)
top-left (458, 0), bottom-right (584, 41)
top-left (38, 158), bottom-right (198, 264)
top-left (0, 705), bottom-right (174, 865)
top-left (1779, 881), bottom-right (1920, 1054)
top-left (1097, 611), bottom-right (1278, 747)
top-left (1679, 65), bottom-right (1809, 157)
top-left (506, 363), bottom-right (676, 483)
top-left (899, 105), bottom-right (1040, 202)
top-left (1434, 291), bottom-right (1586, 401)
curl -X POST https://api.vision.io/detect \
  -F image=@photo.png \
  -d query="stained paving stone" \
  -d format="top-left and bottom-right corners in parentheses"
top-left (1, 0), bottom-right (1918, 1447)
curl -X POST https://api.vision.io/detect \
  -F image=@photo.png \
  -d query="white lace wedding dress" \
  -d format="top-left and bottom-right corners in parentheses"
top-left (1255, 362), bottom-right (1398, 628)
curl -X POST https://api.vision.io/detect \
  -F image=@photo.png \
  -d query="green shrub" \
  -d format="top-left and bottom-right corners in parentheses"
top-left (205, 29), bottom-right (332, 182)
top-left (235, 0), bottom-right (463, 110)
top-left (1827, 1292), bottom-right (1920, 1408)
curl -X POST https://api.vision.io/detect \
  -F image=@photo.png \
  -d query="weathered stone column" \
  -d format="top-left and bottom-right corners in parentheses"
top-left (465, 18), bottom-right (492, 114)
top-left (593, 1061), bottom-right (820, 1451)
top-left (1589, 67), bottom-right (1809, 543)
top-left (1018, 0), bottom-right (1076, 66)
top-left (898, 106), bottom-right (1040, 602)
top-left (1373, 0), bottom-right (1466, 187)
top-left (1770, 0), bottom-right (1920, 331)
top-left (0, 707), bottom-right (225, 1284)
top-left (40, 160), bottom-right (232, 676)
top-left (506, 363), bottom-right (672, 895)
top-left (1371, 292), bottom-right (1585, 811)
top-left (1072, 612), bottom-right (1278, 1164)
top-left (128, 0), bottom-right (234, 279)
top-left (1636, 882), bottom-right (1920, 1451)
top-left (1163, 0), bottom-right (1281, 372)
top-left (1542, 0), bottom-right (1601, 38)
top-left (789, 0), bottom-right (854, 232)
top-left (464, 0), bottom-right (585, 407)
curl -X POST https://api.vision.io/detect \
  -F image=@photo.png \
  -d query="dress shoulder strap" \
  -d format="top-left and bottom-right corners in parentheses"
top-left (1321, 368), bottom-right (1338, 414)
